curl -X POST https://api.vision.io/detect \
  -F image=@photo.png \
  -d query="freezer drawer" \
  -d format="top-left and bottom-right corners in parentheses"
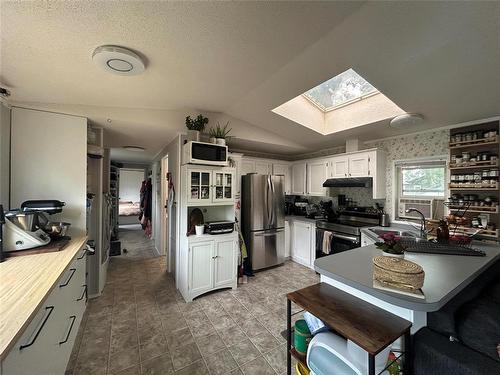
top-left (248, 228), bottom-right (285, 270)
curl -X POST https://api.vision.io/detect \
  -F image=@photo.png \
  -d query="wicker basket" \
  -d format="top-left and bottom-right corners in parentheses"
top-left (373, 256), bottom-right (425, 290)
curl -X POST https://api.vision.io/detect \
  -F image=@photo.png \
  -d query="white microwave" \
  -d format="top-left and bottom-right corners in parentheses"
top-left (182, 141), bottom-right (228, 166)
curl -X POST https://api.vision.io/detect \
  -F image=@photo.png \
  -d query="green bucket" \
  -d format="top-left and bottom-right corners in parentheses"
top-left (294, 319), bottom-right (311, 354)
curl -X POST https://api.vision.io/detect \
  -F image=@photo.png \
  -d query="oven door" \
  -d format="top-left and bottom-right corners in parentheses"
top-left (330, 232), bottom-right (360, 253)
top-left (316, 228), bottom-right (360, 257)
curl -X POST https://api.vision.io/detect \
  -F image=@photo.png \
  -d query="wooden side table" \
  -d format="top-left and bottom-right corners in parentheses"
top-left (286, 283), bottom-right (412, 375)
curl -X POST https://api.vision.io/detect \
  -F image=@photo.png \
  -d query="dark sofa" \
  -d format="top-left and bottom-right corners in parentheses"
top-left (413, 259), bottom-right (500, 375)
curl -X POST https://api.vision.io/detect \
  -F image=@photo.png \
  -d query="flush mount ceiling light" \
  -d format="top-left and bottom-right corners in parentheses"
top-left (123, 146), bottom-right (145, 152)
top-left (390, 113), bottom-right (424, 128)
top-left (92, 45), bottom-right (145, 75)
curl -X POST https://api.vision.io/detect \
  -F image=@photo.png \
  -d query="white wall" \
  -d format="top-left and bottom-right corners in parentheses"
top-left (0, 103), bottom-right (11, 209)
top-left (10, 107), bottom-right (87, 234)
top-left (119, 168), bottom-right (144, 202)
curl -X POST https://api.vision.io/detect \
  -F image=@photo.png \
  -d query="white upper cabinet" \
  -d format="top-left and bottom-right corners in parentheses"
top-left (241, 160), bottom-right (256, 175)
top-left (348, 153), bottom-right (370, 177)
top-left (306, 160), bottom-right (328, 196)
top-left (327, 149), bottom-right (386, 199)
top-left (255, 161), bottom-right (271, 175)
top-left (330, 156), bottom-right (349, 178)
top-left (291, 163), bottom-right (307, 195)
top-left (272, 163), bottom-right (291, 194)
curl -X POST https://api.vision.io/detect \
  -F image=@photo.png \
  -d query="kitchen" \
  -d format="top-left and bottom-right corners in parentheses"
top-left (1, 2), bottom-right (500, 375)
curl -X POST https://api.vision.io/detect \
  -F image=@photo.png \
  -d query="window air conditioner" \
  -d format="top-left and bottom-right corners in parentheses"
top-left (399, 198), bottom-right (444, 220)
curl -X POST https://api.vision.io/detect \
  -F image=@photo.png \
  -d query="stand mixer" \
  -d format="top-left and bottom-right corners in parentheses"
top-left (2, 200), bottom-right (66, 253)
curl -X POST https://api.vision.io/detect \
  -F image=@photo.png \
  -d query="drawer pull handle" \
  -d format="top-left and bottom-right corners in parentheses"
top-left (59, 268), bottom-right (76, 287)
top-left (77, 249), bottom-right (86, 260)
top-left (59, 315), bottom-right (76, 345)
top-left (20, 306), bottom-right (54, 350)
top-left (76, 285), bottom-right (87, 301)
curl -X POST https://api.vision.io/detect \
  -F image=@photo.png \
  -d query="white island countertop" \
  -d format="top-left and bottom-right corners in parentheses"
top-left (314, 242), bottom-right (500, 312)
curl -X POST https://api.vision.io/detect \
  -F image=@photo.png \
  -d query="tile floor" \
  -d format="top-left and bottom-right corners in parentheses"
top-left (66, 228), bottom-right (318, 375)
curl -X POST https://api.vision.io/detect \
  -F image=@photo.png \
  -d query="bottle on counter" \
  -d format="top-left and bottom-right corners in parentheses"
top-left (437, 219), bottom-right (450, 243)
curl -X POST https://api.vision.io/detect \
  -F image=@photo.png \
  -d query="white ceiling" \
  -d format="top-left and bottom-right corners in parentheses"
top-left (2, 1), bottom-right (499, 162)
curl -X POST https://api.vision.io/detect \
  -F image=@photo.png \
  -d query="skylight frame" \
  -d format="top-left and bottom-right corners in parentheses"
top-left (302, 68), bottom-right (379, 112)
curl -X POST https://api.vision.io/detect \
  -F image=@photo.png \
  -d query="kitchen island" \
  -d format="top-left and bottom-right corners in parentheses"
top-left (314, 242), bottom-right (499, 332)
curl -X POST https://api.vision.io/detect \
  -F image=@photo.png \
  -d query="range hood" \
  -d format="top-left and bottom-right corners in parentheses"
top-left (323, 177), bottom-right (373, 188)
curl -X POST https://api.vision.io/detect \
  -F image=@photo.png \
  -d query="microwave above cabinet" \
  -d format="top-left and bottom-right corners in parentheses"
top-left (182, 141), bottom-right (228, 166)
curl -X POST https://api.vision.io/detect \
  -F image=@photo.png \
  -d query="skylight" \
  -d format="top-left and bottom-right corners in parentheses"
top-left (303, 68), bottom-right (377, 111)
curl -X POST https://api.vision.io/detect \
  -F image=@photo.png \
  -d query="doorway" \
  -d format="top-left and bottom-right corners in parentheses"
top-left (160, 155), bottom-right (171, 271)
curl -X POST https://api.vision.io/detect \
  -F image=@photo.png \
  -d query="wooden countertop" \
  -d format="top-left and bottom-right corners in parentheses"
top-left (0, 236), bottom-right (87, 360)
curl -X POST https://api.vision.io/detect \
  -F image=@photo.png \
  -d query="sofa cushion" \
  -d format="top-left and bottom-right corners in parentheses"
top-left (427, 259), bottom-right (500, 338)
top-left (482, 281), bottom-right (500, 304)
top-left (456, 297), bottom-right (500, 362)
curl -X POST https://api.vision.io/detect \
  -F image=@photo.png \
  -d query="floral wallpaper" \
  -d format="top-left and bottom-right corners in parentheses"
top-left (369, 129), bottom-right (450, 217)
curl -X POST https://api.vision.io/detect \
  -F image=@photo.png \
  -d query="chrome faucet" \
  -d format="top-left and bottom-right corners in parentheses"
top-left (405, 208), bottom-right (427, 240)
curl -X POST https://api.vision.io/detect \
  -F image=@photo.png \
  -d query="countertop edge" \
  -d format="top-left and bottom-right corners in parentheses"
top-left (314, 263), bottom-right (441, 311)
top-left (0, 236), bottom-right (87, 360)
top-left (314, 246), bottom-right (500, 312)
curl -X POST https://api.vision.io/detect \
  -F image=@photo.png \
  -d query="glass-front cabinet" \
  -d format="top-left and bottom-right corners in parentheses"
top-left (213, 171), bottom-right (234, 203)
top-left (187, 168), bottom-right (234, 205)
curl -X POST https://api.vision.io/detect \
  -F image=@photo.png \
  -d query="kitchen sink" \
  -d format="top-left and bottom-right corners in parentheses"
top-left (369, 228), bottom-right (417, 238)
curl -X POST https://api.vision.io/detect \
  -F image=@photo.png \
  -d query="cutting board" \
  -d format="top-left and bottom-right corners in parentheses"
top-left (5, 237), bottom-right (71, 258)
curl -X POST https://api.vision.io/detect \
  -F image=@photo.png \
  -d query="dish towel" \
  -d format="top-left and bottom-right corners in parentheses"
top-left (322, 231), bottom-right (333, 254)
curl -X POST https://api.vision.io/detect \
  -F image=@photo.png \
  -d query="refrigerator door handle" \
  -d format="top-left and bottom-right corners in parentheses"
top-left (255, 229), bottom-right (284, 237)
top-left (266, 176), bottom-right (272, 228)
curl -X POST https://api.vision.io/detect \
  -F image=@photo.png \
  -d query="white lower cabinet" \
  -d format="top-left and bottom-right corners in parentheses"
top-left (291, 220), bottom-right (315, 269)
top-left (284, 220), bottom-right (291, 258)
top-left (186, 234), bottom-right (238, 301)
top-left (1, 246), bottom-right (87, 375)
top-left (189, 241), bottom-right (215, 297)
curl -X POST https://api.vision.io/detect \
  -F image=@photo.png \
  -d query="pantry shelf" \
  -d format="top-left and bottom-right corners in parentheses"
top-left (449, 136), bottom-right (499, 149)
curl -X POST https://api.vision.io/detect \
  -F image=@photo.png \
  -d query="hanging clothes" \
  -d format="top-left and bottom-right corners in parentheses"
top-left (140, 178), bottom-right (153, 235)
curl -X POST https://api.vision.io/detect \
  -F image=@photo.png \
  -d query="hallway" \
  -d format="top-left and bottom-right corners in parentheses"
top-left (66, 252), bottom-right (318, 374)
top-left (116, 224), bottom-right (158, 260)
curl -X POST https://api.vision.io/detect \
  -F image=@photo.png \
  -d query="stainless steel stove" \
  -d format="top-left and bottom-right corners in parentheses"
top-left (315, 209), bottom-right (380, 255)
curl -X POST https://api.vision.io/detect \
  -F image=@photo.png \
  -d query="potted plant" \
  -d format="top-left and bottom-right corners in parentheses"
top-left (375, 232), bottom-right (406, 258)
top-left (185, 114), bottom-right (209, 142)
top-left (208, 121), bottom-right (232, 145)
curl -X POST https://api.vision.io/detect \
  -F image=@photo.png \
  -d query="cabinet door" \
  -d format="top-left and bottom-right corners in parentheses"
top-left (348, 154), bottom-right (370, 177)
top-left (187, 170), bottom-right (212, 204)
top-left (292, 222), bottom-right (312, 267)
top-left (214, 239), bottom-right (236, 287)
top-left (212, 170), bottom-right (234, 203)
top-left (189, 241), bottom-right (214, 295)
top-left (330, 156), bottom-right (349, 178)
top-left (273, 163), bottom-right (291, 194)
top-left (255, 161), bottom-right (271, 175)
top-left (241, 160), bottom-right (256, 175)
top-left (291, 163), bottom-right (306, 195)
top-left (307, 160), bottom-right (328, 195)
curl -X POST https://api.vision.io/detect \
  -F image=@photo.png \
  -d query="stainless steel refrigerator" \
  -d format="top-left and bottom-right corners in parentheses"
top-left (241, 174), bottom-right (285, 270)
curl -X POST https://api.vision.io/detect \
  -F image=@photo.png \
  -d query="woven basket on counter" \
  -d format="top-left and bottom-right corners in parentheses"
top-left (373, 256), bottom-right (425, 291)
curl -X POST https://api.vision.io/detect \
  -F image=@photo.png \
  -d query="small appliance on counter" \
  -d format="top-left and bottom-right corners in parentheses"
top-left (205, 221), bottom-right (235, 235)
top-left (293, 197), bottom-right (309, 216)
top-left (2, 200), bottom-right (67, 253)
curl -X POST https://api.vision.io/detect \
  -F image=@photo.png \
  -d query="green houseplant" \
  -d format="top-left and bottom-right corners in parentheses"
top-left (208, 121), bottom-right (232, 145)
top-left (185, 115), bottom-right (209, 141)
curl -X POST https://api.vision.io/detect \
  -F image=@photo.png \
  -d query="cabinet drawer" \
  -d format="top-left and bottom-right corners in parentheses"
top-left (2, 289), bottom-right (62, 375)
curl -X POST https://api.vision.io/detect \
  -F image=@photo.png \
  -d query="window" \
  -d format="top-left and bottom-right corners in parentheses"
top-left (395, 159), bottom-right (446, 220)
top-left (401, 165), bottom-right (445, 197)
top-left (302, 68), bottom-right (378, 111)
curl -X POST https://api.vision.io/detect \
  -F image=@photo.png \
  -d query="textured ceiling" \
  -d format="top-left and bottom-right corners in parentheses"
top-left (1, 1), bottom-right (499, 162)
